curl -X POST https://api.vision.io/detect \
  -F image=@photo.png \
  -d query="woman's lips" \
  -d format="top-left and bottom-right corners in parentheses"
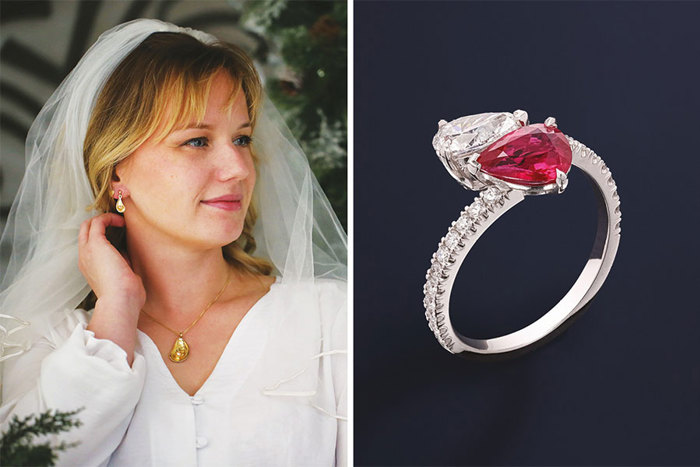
top-left (202, 196), bottom-right (241, 211)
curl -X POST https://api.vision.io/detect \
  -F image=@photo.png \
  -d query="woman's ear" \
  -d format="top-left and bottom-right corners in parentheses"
top-left (110, 165), bottom-right (130, 199)
top-left (110, 185), bottom-right (130, 200)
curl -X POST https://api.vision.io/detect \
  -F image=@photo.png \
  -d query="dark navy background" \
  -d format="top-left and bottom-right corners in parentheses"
top-left (354, 2), bottom-right (700, 465)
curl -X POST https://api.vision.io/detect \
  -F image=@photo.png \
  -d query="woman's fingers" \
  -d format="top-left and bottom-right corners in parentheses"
top-left (78, 219), bottom-right (89, 246)
top-left (87, 212), bottom-right (125, 242)
top-left (79, 212), bottom-right (136, 301)
top-left (80, 212), bottom-right (125, 271)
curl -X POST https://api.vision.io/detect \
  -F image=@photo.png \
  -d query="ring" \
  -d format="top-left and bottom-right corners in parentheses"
top-left (423, 110), bottom-right (622, 355)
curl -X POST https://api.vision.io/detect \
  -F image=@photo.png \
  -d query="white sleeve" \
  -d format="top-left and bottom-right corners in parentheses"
top-left (0, 309), bottom-right (146, 466)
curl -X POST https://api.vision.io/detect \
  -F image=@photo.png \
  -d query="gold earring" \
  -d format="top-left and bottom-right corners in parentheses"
top-left (116, 190), bottom-right (126, 213)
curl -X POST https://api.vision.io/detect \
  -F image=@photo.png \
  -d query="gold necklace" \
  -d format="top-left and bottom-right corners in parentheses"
top-left (141, 268), bottom-right (232, 363)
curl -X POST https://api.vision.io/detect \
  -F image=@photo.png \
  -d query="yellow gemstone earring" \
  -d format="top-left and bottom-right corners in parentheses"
top-left (116, 190), bottom-right (126, 213)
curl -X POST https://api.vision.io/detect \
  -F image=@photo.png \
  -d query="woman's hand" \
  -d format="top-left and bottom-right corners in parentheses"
top-left (78, 213), bottom-right (145, 308)
top-left (79, 213), bottom-right (145, 364)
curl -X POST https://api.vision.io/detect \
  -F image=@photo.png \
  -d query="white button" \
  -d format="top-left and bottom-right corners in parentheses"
top-left (191, 395), bottom-right (204, 405)
top-left (195, 436), bottom-right (208, 449)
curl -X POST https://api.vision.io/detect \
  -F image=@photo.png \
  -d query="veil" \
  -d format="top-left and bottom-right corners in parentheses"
top-left (0, 19), bottom-right (347, 416)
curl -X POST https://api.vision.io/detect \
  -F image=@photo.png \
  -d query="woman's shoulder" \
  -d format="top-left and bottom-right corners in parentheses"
top-left (270, 277), bottom-right (346, 308)
top-left (267, 277), bottom-right (346, 334)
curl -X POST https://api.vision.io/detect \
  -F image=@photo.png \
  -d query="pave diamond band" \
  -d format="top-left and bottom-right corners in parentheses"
top-left (424, 112), bottom-right (622, 355)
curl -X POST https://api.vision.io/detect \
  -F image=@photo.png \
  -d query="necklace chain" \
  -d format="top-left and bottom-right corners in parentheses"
top-left (140, 268), bottom-right (232, 338)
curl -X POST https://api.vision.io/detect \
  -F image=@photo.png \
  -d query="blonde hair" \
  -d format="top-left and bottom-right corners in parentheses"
top-left (83, 31), bottom-right (273, 281)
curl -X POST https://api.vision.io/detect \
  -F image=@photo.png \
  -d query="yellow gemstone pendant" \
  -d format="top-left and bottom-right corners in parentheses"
top-left (169, 335), bottom-right (189, 362)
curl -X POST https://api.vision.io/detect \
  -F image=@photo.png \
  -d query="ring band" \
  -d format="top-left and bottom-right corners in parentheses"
top-left (423, 111), bottom-right (622, 355)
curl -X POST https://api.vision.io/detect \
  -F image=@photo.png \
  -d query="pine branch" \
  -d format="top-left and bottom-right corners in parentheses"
top-left (0, 408), bottom-right (83, 467)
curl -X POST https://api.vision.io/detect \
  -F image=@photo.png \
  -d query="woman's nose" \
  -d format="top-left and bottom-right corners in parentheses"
top-left (215, 142), bottom-right (251, 180)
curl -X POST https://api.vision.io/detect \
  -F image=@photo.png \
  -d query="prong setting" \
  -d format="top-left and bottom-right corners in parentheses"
top-left (513, 109), bottom-right (528, 126)
top-left (555, 169), bottom-right (568, 193)
top-left (465, 154), bottom-right (482, 176)
top-left (544, 116), bottom-right (557, 128)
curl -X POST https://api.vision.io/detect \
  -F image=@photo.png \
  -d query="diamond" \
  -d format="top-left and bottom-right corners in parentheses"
top-left (482, 187), bottom-right (502, 203)
top-left (467, 200), bottom-right (485, 219)
top-left (431, 133), bottom-right (441, 152)
top-left (455, 216), bottom-right (472, 233)
top-left (436, 247), bottom-right (450, 265)
top-left (432, 112), bottom-right (520, 159)
top-left (444, 231), bottom-right (459, 249)
top-left (426, 274), bottom-right (438, 288)
top-left (477, 124), bottom-right (572, 186)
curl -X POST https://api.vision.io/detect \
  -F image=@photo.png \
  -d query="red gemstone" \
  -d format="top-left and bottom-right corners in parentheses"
top-left (476, 124), bottom-right (572, 186)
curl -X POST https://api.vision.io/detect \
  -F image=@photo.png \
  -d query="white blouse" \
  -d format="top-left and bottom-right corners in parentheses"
top-left (0, 279), bottom-right (347, 466)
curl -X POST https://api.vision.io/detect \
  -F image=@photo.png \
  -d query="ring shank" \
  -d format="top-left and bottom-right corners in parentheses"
top-left (438, 138), bottom-right (621, 355)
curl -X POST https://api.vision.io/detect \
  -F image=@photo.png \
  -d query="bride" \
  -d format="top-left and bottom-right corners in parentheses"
top-left (0, 19), bottom-right (346, 466)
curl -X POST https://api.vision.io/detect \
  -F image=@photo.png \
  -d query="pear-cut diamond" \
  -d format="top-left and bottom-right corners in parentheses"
top-left (433, 112), bottom-right (520, 160)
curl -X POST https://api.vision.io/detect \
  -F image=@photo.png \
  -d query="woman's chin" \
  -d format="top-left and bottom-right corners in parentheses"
top-left (175, 223), bottom-right (242, 250)
top-left (211, 228), bottom-right (244, 248)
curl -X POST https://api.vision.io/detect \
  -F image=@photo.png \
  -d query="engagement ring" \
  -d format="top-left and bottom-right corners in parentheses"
top-left (423, 110), bottom-right (622, 356)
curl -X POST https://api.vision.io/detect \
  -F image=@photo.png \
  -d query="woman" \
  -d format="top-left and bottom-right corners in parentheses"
top-left (0, 19), bottom-right (346, 466)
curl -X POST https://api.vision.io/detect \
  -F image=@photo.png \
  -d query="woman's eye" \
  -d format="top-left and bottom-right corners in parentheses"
top-left (183, 137), bottom-right (208, 148)
top-left (234, 135), bottom-right (252, 147)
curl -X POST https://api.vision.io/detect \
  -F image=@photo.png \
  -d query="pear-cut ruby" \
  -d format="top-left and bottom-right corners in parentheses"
top-left (476, 124), bottom-right (572, 186)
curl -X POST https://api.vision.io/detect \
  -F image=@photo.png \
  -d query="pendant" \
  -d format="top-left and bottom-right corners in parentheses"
top-left (169, 334), bottom-right (189, 362)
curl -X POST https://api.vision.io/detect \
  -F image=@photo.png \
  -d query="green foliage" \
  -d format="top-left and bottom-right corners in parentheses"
top-left (0, 408), bottom-right (83, 466)
top-left (245, 0), bottom-right (347, 228)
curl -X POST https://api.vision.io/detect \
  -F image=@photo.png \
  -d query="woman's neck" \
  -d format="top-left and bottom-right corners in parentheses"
top-left (125, 228), bottom-right (235, 320)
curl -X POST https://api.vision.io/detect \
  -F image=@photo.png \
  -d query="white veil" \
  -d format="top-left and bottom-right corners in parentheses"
top-left (0, 19), bottom-right (347, 417)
